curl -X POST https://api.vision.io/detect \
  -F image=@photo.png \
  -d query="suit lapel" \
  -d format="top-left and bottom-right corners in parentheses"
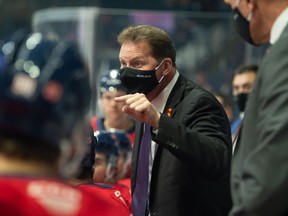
top-left (153, 75), bottom-right (187, 162)
top-left (163, 75), bottom-right (187, 117)
top-left (149, 75), bottom-right (188, 203)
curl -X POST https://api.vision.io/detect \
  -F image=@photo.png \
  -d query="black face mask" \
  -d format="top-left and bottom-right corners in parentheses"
top-left (234, 93), bottom-right (249, 112)
top-left (232, 7), bottom-right (256, 45)
top-left (119, 61), bottom-right (164, 95)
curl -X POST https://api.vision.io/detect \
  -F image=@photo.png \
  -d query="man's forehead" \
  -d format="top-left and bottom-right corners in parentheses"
top-left (235, 72), bottom-right (256, 79)
top-left (120, 40), bottom-right (151, 54)
top-left (233, 74), bottom-right (256, 85)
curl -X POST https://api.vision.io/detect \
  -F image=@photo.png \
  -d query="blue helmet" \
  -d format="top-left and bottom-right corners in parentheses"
top-left (99, 69), bottom-right (127, 93)
top-left (108, 129), bottom-right (132, 179)
top-left (94, 130), bottom-right (120, 182)
top-left (108, 129), bottom-right (131, 154)
top-left (94, 130), bottom-right (119, 158)
top-left (95, 129), bottom-right (132, 180)
top-left (0, 31), bottom-right (91, 177)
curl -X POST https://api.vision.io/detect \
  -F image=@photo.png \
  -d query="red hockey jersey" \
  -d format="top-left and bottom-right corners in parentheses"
top-left (0, 176), bottom-right (127, 216)
top-left (78, 183), bottom-right (132, 215)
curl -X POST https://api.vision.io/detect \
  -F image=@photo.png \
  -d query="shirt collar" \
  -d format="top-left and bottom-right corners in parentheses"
top-left (270, 7), bottom-right (288, 44)
top-left (152, 71), bottom-right (179, 112)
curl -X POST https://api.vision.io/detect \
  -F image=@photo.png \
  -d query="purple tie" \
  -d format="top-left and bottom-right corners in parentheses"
top-left (131, 123), bottom-right (151, 216)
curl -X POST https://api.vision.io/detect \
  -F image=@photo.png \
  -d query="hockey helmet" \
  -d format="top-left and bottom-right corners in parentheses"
top-left (0, 31), bottom-right (91, 177)
top-left (99, 69), bottom-right (127, 93)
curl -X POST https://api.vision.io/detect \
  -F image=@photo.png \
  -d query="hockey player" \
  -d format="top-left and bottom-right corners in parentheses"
top-left (90, 69), bottom-right (135, 145)
top-left (0, 31), bottom-right (120, 216)
top-left (77, 130), bottom-right (132, 215)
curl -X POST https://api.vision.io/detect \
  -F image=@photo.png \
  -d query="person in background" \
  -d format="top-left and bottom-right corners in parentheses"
top-left (92, 130), bottom-right (131, 204)
top-left (93, 130), bottom-right (120, 184)
top-left (111, 129), bottom-right (133, 189)
top-left (0, 31), bottom-right (114, 215)
top-left (73, 127), bottom-right (132, 216)
top-left (78, 130), bottom-right (132, 215)
top-left (231, 64), bottom-right (258, 154)
top-left (225, 0), bottom-right (288, 215)
top-left (115, 24), bottom-right (232, 216)
top-left (90, 69), bottom-right (135, 145)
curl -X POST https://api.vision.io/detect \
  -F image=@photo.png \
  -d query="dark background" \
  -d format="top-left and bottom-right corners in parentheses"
top-left (0, 0), bottom-right (229, 40)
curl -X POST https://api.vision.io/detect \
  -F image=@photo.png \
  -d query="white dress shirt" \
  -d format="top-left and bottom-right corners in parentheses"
top-left (270, 7), bottom-right (288, 44)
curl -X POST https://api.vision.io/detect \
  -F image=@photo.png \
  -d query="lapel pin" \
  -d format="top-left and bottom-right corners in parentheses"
top-left (167, 108), bottom-right (173, 117)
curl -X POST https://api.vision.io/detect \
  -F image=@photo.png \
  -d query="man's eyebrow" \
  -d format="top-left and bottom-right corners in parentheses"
top-left (120, 56), bottom-right (144, 62)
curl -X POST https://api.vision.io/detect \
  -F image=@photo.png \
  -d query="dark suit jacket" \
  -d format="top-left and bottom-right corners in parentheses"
top-left (131, 75), bottom-right (232, 216)
top-left (230, 24), bottom-right (288, 216)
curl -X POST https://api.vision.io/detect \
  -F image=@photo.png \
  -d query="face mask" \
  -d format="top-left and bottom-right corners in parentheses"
top-left (232, 1), bottom-right (256, 45)
top-left (234, 93), bottom-right (248, 112)
top-left (119, 60), bottom-right (164, 94)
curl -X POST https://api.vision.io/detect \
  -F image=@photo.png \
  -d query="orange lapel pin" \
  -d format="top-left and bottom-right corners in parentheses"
top-left (167, 108), bottom-right (173, 117)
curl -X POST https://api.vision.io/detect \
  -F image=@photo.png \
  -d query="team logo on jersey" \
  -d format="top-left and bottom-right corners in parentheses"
top-left (27, 181), bottom-right (82, 215)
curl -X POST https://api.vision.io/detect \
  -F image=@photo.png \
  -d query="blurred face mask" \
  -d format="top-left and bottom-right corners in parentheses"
top-left (232, 0), bottom-right (256, 45)
top-left (119, 60), bottom-right (165, 94)
top-left (234, 92), bottom-right (249, 112)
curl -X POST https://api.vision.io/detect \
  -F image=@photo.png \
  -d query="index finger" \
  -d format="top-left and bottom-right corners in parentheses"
top-left (114, 94), bottom-right (133, 102)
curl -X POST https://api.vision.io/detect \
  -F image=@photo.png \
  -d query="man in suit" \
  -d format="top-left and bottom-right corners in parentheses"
top-left (115, 25), bottom-right (232, 216)
top-left (224, 0), bottom-right (288, 215)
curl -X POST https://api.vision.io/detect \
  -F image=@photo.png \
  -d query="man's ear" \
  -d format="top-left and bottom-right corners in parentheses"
top-left (162, 58), bottom-right (173, 76)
